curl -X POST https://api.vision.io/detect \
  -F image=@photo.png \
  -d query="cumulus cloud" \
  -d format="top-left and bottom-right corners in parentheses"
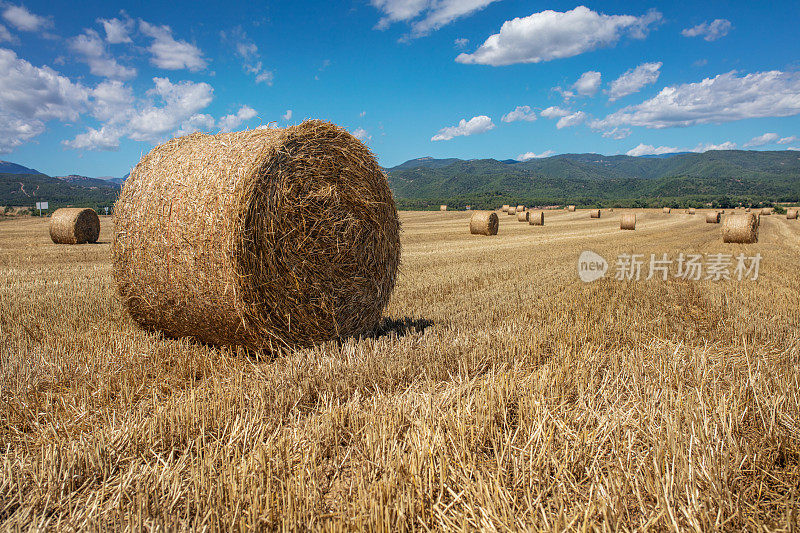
top-left (62, 125), bottom-right (123, 151)
top-left (371, 0), bottom-right (500, 37)
top-left (573, 71), bottom-right (601, 96)
top-left (682, 19), bottom-right (732, 41)
top-left (626, 143), bottom-right (680, 156)
top-left (456, 6), bottom-right (661, 66)
top-left (217, 105), bottom-right (257, 132)
top-left (2, 4), bottom-right (51, 32)
top-left (69, 29), bottom-right (136, 79)
top-left (692, 141), bottom-right (736, 152)
top-left (591, 70), bottom-right (800, 130)
top-left (744, 132), bottom-right (779, 147)
top-left (172, 113), bottom-right (216, 137)
top-left (221, 27), bottom-right (274, 85)
top-left (352, 127), bottom-right (371, 142)
top-left (556, 111), bottom-right (587, 129)
top-left (540, 106), bottom-right (570, 119)
top-left (517, 150), bottom-right (555, 161)
top-left (0, 23), bottom-right (14, 42)
top-left (454, 37), bottom-right (469, 48)
top-left (431, 115), bottom-right (495, 141)
top-left (140, 20), bottom-right (206, 71)
top-left (127, 77), bottom-right (214, 140)
top-left (282, 109), bottom-right (292, 120)
top-left (601, 127), bottom-right (632, 139)
top-left (98, 17), bottom-right (133, 44)
top-left (501, 105), bottom-right (536, 123)
top-left (608, 62), bottom-right (661, 101)
top-left (778, 135), bottom-right (798, 145)
top-left (90, 80), bottom-right (134, 122)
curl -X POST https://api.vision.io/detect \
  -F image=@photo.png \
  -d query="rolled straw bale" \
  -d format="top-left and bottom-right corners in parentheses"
top-left (112, 120), bottom-right (400, 351)
top-left (589, 209), bottom-right (600, 218)
top-left (517, 210), bottom-right (529, 222)
top-left (501, 204), bottom-right (510, 213)
top-left (567, 205), bottom-right (576, 212)
top-left (620, 214), bottom-right (636, 230)
top-left (49, 208), bottom-right (100, 244)
top-left (662, 207), bottom-right (671, 214)
top-left (687, 208), bottom-right (696, 214)
top-left (440, 205), bottom-right (447, 211)
top-left (528, 211), bottom-right (544, 225)
top-left (470, 211), bottom-right (499, 235)
top-left (723, 214), bottom-right (759, 243)
top-left (508, 207), bottom-right (516, 215)
top-left (745, 207), bottom-right (751, 212)
top-left (787, 209), bottom-right (798, 220)
top-left (760, 207), bottom-right (772, 215)
top-left (516, 205), bottom-right (525, 212)
top-left (706, 211), bottom-right (721, 223)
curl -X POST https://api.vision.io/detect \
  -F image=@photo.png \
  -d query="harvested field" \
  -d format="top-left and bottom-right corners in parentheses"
top-left (1, 209), bottom-right (799, 530)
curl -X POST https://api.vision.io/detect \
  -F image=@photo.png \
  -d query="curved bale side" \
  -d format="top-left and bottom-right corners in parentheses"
top-left (517, 210), bottom-right (529, 222)
top-left (590, 209), bottom-right (601, 218)
top-left (508, 207), bottom-right (516, 215)
top-left (787, 209), bottom-right (798, 220)
top-left (528, 211), bottom-right (544, 226)
top-left (112, 120), bottom-right (401, 351)
top-left (501, 204), bottom-right (510, 213)
top-left (760, 208), bottom-right (773, 215)
top-left (687, 208), bottom-right (696, 215)
top-left (49, 207), bottom-right (100, 244)
top-left (620, 213), bottom-right (636, 230)
top-left (706, 212), bottom-right (721, 224)
top-left (662, 207), bottom-right (671, 214)
top-left (723, 214), bottom-right (759, 243)
top-left (470, 211), bottom-right (499, 235)
top-left (516, 205), bottom-right (525, 212)
top-left (567, 205), bottom-right (576, 212)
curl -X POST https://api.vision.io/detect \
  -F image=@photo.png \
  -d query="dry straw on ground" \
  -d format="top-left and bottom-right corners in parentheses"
top-left (49, 207), bottom-right (100, 244)
top-left (470, 211), bottom-right (499, 235)
top-left (590, 209), bottom-right (601, 218)
top-left (662, 207), bottom-right (671, 214)
top-left (517, 210), bottom-right (529, 222)
top-left (723, 213), bottom-right (759, 243)
top-left (706, 212), bottom-right (721, 224)
top-left (567, 205), bottom-right (576, 212)
top-left (112, 120), bottom-right (400, 351)
top-left (528, 211), bottom-right (544, 226)
top-left (501, 204), bottom-right (509, 213)
top-left (788, 209), bottom-right (798, 220)
top-left (620, 213), bottom-right (636, 230)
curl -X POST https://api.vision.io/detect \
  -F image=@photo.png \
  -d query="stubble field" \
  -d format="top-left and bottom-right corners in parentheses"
top-left (1, 209), bottom-right (799, 530)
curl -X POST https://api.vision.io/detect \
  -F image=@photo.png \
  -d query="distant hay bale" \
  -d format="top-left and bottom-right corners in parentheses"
top-left (706, 212), bottom-right (721, 223)
top-left (589, 209), bottom-right (600, 218)
top-left (501, 204), bottom-right (510, 213)
top-left (723, 214), bottom-right (759, 244)
top-left (567, 205), bottom-right (576, 212)
top-left (662, 207), bottom-right (671, 214)
top-left (440, 205), bottom-right (447, 211)
top-left (687, 208), bottom-right (696, 214)
top-left (745, 207), bottom-right (751, 212)
top-left (516, 205), bottom-right (525, 212)
top-left (49, 207), bottom-right (100, 244)
top-left (620, 213), bottom-right (636, 230)
top-left (517, 210), bottom-right (529, 222)
top-left (787, 209), bottom-right (798, 219)
top-left (528, 211), bottom-right (544, 226)
top-left (112, 120), bottom-right (400, 351)
top-left (470, 211), bottom-right (499, 235)
top-left (508, 207), bottom-right (516, 215)
top-left (760, 207), bottom-right (772, 215)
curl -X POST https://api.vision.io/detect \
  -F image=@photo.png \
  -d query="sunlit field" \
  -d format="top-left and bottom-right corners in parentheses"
top-left (1, 209), bottom-right (799, 530)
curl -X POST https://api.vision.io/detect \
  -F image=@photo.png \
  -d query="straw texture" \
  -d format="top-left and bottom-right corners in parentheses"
top-left (620, 214), bottom-right (636, 230)
top-left (787, 209), bottom-right (798, 220)
top-left (470, 211), bottom-right (499, 235)
top-left (590, 209), bottom-right (601, 218)
top-left (662, 207), bottom-right (671, 214)
top-left (508, 207), bottom-right (516, 215)
top-left (501, 205), bottom-right (509, 213)
top-left (517, 210), bottom-right (529, 222)
top-left (723, 214), bottom-right (759, 244)
top-left (567, 205), bottom-right (576, 212)
top-left (706, 212), bottom-right (721, 224)
top-left (440, 205), bottom-right (447, 211)
top-left (112, 120), bottom-right (400, 351)
top-left (49, 208), bottom-right (100, 244)
top-left (528, 211), bottom-right (544, 226)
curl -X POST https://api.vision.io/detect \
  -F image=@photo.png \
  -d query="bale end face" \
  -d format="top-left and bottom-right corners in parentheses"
top-left (723, 214), bottom-right (759, 243)
top-left (528, 211), bottom-right (544, 226)
top-left (49, 208), bottom-right (100, 244)
top-left (470, 211), bottom-right (499, 235)
top-left (620, 214), bottom-right (636, 230)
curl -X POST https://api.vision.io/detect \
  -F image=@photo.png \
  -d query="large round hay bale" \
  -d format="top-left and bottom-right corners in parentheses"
top-left (508, 207), bottom-right (516, 215)
top-left (589, 209), bottom-right (600, 218)
top-left (470, 211), bottom-right (499, 235)
top-left (787, 209), bottom-right (798, 220)
top-left (517, 210), bottom-right (529, 222)
top-left (567, 205), bottom-right (576, 212)
top-left (723, 214), bottom-right (759, 243)
top-left (620, 213), bottom-right (636, 230)
top-left (662, 207), bottom-right (671, 214)
top-left (501, 204), bottom-right (510, 213)
top-left (49, 207), bottom-right (100, 244)
top-left (706, 212), bottom-right (721, 223)
top-left (440, 205), bottom-right (447, 211)
top-left (528, 211), bottom-right (544, 226)
top-left (112, 120), bottom-right (400, 351)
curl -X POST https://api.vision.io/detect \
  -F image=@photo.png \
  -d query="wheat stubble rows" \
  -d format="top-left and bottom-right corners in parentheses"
top-left (1, 211), bottom-right (799, 530)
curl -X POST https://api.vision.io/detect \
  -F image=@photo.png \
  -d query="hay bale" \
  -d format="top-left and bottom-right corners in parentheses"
top-left (620, 213), bottom-right (636, 230)
top-left (440, 205), bottom-right (447, 211)
top-left (723, 214), bottom-right (759, 243)
top-left (501, 204), bottom-right (510, 213)
top-left (706, 211), bottom-right (721, 223)
top-left (528, 211), bottom-right (544, 226)
top-left (112, 120), bottom-right (400, 351)
top-left (516, 205), bottom-right (525, 212)
top-left (662, 207), bottom-right (671, 214)
top-left (517, 210), bottom-right (529, 222)
top-left (470, 211), bottom-right (499, 235)
top-left (49, 208), bottom-right (100, 244)
top-left (567, 205), bottom-right (576, 212)
top-left (761, 207), bottom-right (772, 215)
top-left (687, 208), bottom-right (696, 215)
top-left (508, 207), bottom-right (516, 215)
top-left (787, 209), bottom-right (798, 220)
top-left (745, 207), bottom-right (751, 212)
top-left (589, 209), bottom-right (600, 218)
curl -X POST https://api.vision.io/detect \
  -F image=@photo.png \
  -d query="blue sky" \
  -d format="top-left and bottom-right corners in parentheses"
top-left (1, 0), bottom-right (799, 177)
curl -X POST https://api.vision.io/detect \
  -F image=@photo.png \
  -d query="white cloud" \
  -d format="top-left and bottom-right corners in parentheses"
top-left (591, 71), bottom-right (800, 130)
top-left (371, 0), bottom-right (500, 37)
top-left (454, 37), bottom-right (469, 48)
top-left (573, 70), bottom-right (601, 96)
top-left (127, 77), bottom-right (214, 141)
top-left (98, 17), bottom-right (133, 44)
top-left (140, 20), bottom-right (206, 71)
top-left (62, 125), bottom-right (122, 151)
top-left (556, 111), bottom-right (587, 129)
top-left (626, 143), bottom-right (680, 156)
top-left (540, 106), bottom-right (570, 119)
top-left (456, 6), bottom-right (661, 66)
top-left (431, 115), bottom-right (494, 141)
top-left (352, 127), bottom-right (371, 142)
top-left (172, 114), bottom-right (215, 137)
top-left (2, 4), bottom-right (51, 32)
top-left (744, 132), bottom-right (779, 147)
top-left (501, 105), bottom-right (536, 123)
top-left (69, 29), bottom-right (136, 79)
top-left (0, 23), bottom-right (14, 42)
top-left (90, 80), bottom-right (133, 122)
top-left (778, 136), bottom-right (798, 145)
top-left (608, 62), bottom-right (661, 101)
top-left (255, 71), bottom-right (274, 85)
top-left (601, 127), bottom-right (631, 139)
top-left (222, 27), bottom-right (274, 85)
top-left (282, 109), bottom-right (292, 120)
top-left (217, 105), bottom-right (257, 132)
top-left (517, 150), bottom-right (555, 161)
top-left (682, 19), bottom-right (732, 42)
top-left (692, 141), bottom-right (736, 152)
